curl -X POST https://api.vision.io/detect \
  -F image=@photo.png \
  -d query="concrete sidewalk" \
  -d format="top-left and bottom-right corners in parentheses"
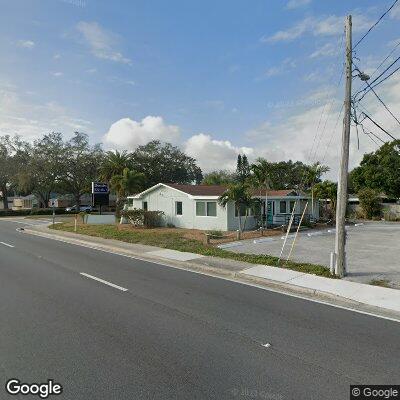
top-left (21, 222), bottom-right (400, 320)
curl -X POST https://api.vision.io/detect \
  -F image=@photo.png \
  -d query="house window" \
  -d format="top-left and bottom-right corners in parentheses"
top-left (235, 204), bottom-right (250, 217)
top-left (207, 202), bottom-right (217, 217)
top-left (279, 201), bottom-right (287, 214)
top-left (128, 198), bottom-right (133, 206)
top-left (176, 201), bottom-right (183, 215)
top-left (289, 201), bottom-right (296, 213)
top-left (142, 201), bottom-right (148, 211)
top-left (196, 201), bottom-right (217, 216)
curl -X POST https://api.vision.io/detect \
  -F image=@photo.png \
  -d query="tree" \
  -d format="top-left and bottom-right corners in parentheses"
top-left (131, 140), bottom-right (203, 188)
top-left (0, 136), bottom-right (29, 209)
top-left (60, 132), bottom-right (103, 207)
top-left (314, 180), bottom-right (337, 218)
top-left (218, 183), bottom-right (253, 232)
top-left (358, 188), bottom-right (381, 219)
top-left (202, 170), bottom-right (235, 185)
top-left (99, 150), bottom-right (133, 183)
top-left (236, 154), bottom-right (251, 184)
top-left (304, 162), bottom-right (330, 216)
top-left (251, 158), bottom-right (273, 229)
top-left (19, 133), bottom-right (66, 208)
top-left (350, 140), bottom-right (400, 198)
top-left (110, 168), bottom-right (145, 200)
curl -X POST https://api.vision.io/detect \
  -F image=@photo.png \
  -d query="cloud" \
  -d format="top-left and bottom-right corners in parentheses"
top-left (262, 58), bottom-right (296, 78)
top-left (0, 83), bottom-right (93, 140)
top-left (309, 42), bottom-right (338, 58)
top-left (286, 0), bottom-right (311, 10)
top-left (52, 72), bottom-right (64, 77)
top-left (184, 133), bottom-right (254, 172)
top-left (262, 13), bottom-right (372, 43)
top-left (76, 21), bottom-right (131, 65)
top-left (17, 40), bottom-right (35, 49)
top-left (390, 2), bottom-right (400, 19)
top-left (104, 116), bottom-right (180, 149)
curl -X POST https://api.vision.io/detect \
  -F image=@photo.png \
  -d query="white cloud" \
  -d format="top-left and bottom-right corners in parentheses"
top-left (52, 72), bottom-right (64, 77)
top-left (104, 116), bottom-right (180, 150)
top-left (17, 40), bottom-right (35, 49)
top-left (0, 83), bottom-right (93, 140)
top-left (286, 0), bottom-right (311, 10)
top-left (184, 133), bottom-right (254, 172)
top-left (262, 58), bottom-right (296, 78)
top-left (310, 42), bottom-right (338, 58)
top-left (262, 13), bottom-right (372, 43)
top-left (76, 21), bottom-right (131, 65)
top-left (390, 3), bottom-right (400, 19)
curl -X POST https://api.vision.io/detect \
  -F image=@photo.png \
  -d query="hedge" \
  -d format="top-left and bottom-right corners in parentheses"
top-left (0, 208), bottom-right (74, 217)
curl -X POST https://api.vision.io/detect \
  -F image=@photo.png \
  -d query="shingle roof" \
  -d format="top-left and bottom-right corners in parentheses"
top-left (166, 183), bottom-right (228, 196)
top-left (166, 184), bottom-right (300, 197)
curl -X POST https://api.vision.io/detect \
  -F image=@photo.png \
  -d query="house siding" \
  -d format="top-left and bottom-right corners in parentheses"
top-left (128, 185), bottom-right (228, 230)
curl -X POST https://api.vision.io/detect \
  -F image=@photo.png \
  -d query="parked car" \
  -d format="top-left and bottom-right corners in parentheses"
top-left (65, 205), bottom-right (93, 212)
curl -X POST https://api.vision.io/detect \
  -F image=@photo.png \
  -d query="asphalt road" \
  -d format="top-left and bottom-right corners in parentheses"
top-left (1, 219), bottom-right (399, 400)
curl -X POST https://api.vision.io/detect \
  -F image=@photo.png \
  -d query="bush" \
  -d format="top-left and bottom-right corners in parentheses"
top-left (121, 208), bottom-right (164, 228)
top-left (0, 208), bottom-right (69, 217)
top-left (358, 188), bottom-right (381, 219)
top-left (207, 230), bottom-right (224, 238)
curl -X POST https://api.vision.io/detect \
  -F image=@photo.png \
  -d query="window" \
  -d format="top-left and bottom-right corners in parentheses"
top-left (196, 201), bottom-right (217, 216)
top-left (175, 201), bottom-right (183, 215)
top-left (142, 201), bottom-right (148, 211)
top-left (207, 202), bottom-right (217, 217)
top-left (279, 201), bottom-right (287, 214)
top-left (289, 201), bottom-right (296, 213)
top-left (128, 198), bottom-right (133, 206)
top-left (235, 204), bottom-right (249, 217)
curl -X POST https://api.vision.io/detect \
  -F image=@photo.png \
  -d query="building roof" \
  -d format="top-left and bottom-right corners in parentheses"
top-left (129, 183), bottom-right (305, 198)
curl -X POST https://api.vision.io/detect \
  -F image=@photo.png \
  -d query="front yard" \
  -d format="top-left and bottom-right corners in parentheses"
top-left (51, 222), bottom-right (334, 278)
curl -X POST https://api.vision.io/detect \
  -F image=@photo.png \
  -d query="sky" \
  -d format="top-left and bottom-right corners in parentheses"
top-left (1, 0), bottom-right (400, 180)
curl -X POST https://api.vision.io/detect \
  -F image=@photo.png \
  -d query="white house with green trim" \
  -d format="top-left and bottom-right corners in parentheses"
top-left (126, 183), bottom-right (318, 231)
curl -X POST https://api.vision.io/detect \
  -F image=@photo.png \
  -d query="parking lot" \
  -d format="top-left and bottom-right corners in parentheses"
top-left (225, 222), bottom-right (400, 288)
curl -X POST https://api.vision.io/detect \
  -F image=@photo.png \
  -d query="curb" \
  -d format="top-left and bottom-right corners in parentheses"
top-left (22, 226), bottom-right (400, 322)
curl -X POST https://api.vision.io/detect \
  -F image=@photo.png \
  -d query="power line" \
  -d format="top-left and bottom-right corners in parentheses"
top-left (364, 81), bottom-right (400, 125)
top-left (361, 111), bottom-right (397, 140)
top-left (353, 0), bottom-right (399, 50)
top-left (353, 38), bottom-right (400, 98)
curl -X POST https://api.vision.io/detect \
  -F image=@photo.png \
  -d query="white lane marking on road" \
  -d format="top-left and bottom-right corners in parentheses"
top-left (80, 272), bottom-right (128, 292)
top-left (0, 241), bottom-right (14, 248)
top-left (261, 343), bottom-right (271, 348)
top-left (22, 230), bottom-right (400, 324)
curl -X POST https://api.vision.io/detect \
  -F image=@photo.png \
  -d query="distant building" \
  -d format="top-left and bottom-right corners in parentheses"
top-left (127, 183), bottom-right (318, 231)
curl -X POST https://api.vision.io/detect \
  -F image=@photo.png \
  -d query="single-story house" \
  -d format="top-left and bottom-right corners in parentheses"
top-left (127, 183), bottom-right (318, 231)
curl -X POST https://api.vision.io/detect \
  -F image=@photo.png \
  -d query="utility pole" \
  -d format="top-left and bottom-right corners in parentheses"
top-left (334, 15), bottom-right (352, 277)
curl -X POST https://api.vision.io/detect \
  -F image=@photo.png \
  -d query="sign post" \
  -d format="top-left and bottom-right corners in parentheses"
top-left (49, 199), bottom-right (56, 227)
top-left (92, 182), bottom-right (109, 214)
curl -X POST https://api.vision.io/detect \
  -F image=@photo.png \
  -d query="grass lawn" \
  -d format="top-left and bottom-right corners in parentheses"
top-left (51, 222), bottom-right (335, 278)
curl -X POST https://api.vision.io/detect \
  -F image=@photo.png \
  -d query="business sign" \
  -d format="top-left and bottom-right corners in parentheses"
top-left (92, 182), bottom-right (109, 194)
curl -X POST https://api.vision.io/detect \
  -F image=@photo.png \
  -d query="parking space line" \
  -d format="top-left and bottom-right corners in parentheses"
top-left (0, 242), bottom-right (15, 248)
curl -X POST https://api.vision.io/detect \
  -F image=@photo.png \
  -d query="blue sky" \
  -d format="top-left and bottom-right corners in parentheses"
top-left (1, 0), bottom-right (400, 177)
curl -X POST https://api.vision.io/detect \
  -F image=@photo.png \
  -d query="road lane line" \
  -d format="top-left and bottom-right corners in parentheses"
top-left (0, 242), bottom-right (14, 248)
top-left (80, 272), bottom-right (128, 292)
top-left (20, 229), bottom-right (400, 323)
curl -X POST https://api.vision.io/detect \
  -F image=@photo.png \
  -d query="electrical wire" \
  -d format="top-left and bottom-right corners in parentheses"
top-left (353, 0), bottom-right (399, 50)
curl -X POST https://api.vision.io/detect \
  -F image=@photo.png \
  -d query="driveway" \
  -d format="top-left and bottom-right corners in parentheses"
top-left (224, 222), bottom-right (400, 287)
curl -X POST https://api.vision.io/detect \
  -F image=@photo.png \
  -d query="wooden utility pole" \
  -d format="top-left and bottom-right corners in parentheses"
top-left (334, 15), bottom-right (352, 277)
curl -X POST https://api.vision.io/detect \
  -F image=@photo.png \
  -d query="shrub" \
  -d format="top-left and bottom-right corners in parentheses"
top-left (0, 208), bottom-right (69, 217)
top-left (358, 188), bottom-right (381, 219)
top-left (207, 230), bottom-right (224, 238)
top-left (121, 208), bottom-right (164, 228)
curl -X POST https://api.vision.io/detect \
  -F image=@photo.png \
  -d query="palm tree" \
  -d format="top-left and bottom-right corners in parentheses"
top-left (251, 158), bottom-right (273, 229)
top-left (305, 162), bottom-right (330, 218)
top-left (99, 150), bottom-right (133, 183)
top-left (218, 183), bottom-right (253, 233)
top-left (110, 168), bottom-right (145, 200)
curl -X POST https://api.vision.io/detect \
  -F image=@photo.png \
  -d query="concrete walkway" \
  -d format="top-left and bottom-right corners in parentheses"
top-left (12, 219), bottom-right (400, 320)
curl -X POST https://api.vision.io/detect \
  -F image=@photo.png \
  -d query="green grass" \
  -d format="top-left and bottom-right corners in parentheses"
top-left (51, 223), bottom-right (336, 278)
top-left (370, 279), bottom-right (391, 288)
